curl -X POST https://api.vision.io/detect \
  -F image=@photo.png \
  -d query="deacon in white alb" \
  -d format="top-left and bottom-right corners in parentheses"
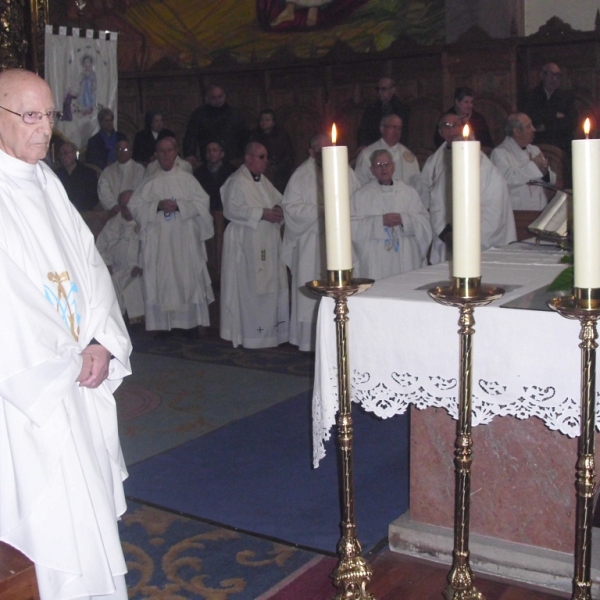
top-left (355, 114), bottom-right (420, 186)
top-left (0, 69), bottom-right (131, 600)
top-left (96, 190), bottom-right (145, 322)
top-left (97, 138), bottom-right (145, 213)
top-left (281, 134), bottom-right (360, 352)
top-left (490, 112), bottom-right (556, 210)
top-left (351, 149), bottom-right (432, 280)
top-left (424, 113), bottom-right (516, 265)
top-left (129, 136), bottom-right (214, 337)
top-left (220, 142), bottom-right (289, 348)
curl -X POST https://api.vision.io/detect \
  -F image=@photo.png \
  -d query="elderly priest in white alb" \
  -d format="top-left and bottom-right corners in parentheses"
top-left (282, 134), bottom-right (360, 351)
top-left (490, 112), bottom-right (556, 210)
top-left (130, 136), bottom-right (214, 337)
top-left (351, 149), bottom-right (432, 280)
top-left (0, 69), bottom-right (131, 600)
top-left (422, 113), bottom-right (516, 265)
top-left (220, 142), bottom-right (289, 348)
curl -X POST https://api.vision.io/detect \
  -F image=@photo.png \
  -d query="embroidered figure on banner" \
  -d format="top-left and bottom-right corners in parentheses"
top-left (45, 271), bottom-right (81, 341)
top-left (384, 226), bottom-right (400, 252)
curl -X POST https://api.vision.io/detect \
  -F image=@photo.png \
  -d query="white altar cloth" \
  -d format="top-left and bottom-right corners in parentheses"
top-left (312, 242), bottom-right (588, 466)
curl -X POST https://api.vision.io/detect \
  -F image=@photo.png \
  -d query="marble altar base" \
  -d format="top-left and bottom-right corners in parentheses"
top-left (387, 407), bottom-right (600, 595)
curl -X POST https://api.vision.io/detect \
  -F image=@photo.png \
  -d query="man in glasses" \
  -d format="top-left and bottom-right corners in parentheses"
top-left (98, 138), bottom-right (145, 214)
top-left (0, 69), bottom-right (131, 599)
top-left (520, 62), bottom-right (577, 152)
top-left (220, 142), bottom-right (289, 349)
top-left (356, 77), bottom-right (410, 150)
top-left (422, 113), bottom-right (516, 265)
top-left (351, 149), bottom-right (431, 281)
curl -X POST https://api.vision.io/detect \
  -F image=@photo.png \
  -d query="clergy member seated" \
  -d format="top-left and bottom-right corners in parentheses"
top-left (355, 114), bottom-right (420, 187)
top-left (351, 149), bottom-right (432, 280)
top-left (220, 141), bottom-right (289, 349)
top-left (98, 139), bottom-right (145, 214)
top-left (85, 108), bottom-right (126, 170)
top-left (129, 136), bottom-right (214, 339)
top-left (282, 133), bottom-right (360, 352)
top-left (54, 141), bottom-right (100, 212)
top-left (96, 190), bottom-right (145, 323)
top-left (490, 112), bottom-right (556, 210)
top-left (423, 113), bottom-right (516, 265)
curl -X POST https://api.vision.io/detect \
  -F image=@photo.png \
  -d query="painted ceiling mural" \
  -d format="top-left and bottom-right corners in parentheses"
top-left (61, 0), bottom-right (445, 72)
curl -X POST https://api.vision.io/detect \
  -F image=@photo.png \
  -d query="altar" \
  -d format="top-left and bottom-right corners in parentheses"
top-left (312, 242), bottom-right (600, 595)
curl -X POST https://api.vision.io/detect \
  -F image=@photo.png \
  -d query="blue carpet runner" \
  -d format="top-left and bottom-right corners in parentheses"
top-left (125, 390), bottom-right (409, 554)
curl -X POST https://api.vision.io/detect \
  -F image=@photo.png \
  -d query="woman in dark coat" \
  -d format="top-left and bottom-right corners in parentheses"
top-left (132, 110), bottom-right (175, 165)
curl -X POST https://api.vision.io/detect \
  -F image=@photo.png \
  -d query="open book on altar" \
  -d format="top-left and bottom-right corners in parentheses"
top-left (527, 185), bottom-right (569, 241)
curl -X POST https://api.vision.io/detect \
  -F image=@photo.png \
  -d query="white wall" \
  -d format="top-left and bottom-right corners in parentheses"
top-left (524, 0), bottom-right (600, 34)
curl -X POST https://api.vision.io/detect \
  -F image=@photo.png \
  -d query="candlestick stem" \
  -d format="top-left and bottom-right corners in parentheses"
top-left (429, 281), bottom-right (505, 600)
top-left (548, 295), bottom-right (600, 600)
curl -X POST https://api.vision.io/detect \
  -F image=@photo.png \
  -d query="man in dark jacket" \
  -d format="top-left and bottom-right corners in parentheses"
top-left (55, 142), bottom-right (99, 212)
top-left (520, 62), bottom-right (578, 152)
top-left (183, 85), bottom-right (248, 168)
top-left (356, 77), bottom-right (410, 150)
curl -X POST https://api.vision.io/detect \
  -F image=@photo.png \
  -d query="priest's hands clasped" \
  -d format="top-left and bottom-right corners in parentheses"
top-left (262, 205), bottom-right (284, 223)
top-left (77, 344), bottom-right (112, 388)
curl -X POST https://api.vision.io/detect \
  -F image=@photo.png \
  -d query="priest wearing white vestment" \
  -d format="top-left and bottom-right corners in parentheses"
top-left (220, 142), bottom-right (289, 348)
top-left (351, 149), bottom-right (432, 280)
top-left (424, 113), bottom-right (517, 265)
top-left (281, 134), bottom-right (359, 352)
top-left (96, 191), bottom-right (145, 321)
top-left (0, 69), bottom-right (131, 600)
top-left (355, 114), bottom-right (420, 187)
top-left (490, 112), bottom-right (555, 210)
top-left (97, 139), bottom-right (145, 213)
top-left (129, 136), bottom-right (214, 337)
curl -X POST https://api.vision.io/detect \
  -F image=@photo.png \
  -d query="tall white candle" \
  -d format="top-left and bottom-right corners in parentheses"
top-left (323, 125), bottom-right (352, 270)
top-left (573, 118), bottom-right (600, 288)
top-left (452, 125), bottom-right (481, 278)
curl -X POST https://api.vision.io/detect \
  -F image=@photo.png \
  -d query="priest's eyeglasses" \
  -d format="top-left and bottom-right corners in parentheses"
top-left (0, 105), bottom-right (63, 124)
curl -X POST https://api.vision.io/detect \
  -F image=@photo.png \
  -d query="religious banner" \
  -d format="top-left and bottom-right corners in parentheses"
top-left (44, 26), bottom-right (118, 150)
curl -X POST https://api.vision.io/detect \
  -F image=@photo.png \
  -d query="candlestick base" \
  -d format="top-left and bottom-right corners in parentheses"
top-left (573, 287), bottom-right (600, 310)
top-left (327, 269), bottom-right (354, 287)
top-left (452, 277), bottom-right (483, 299)
top-left (429, 282), bottom-right (505, 308)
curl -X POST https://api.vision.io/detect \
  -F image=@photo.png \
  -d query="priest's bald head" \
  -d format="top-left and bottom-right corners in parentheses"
top-left (0, 69), bottom-right (57, 165)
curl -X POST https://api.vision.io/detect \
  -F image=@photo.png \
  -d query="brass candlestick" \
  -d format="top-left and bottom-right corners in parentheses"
top-left (308, 269), bottom-right (376, 600)
top-left (548, 287), bottom-right (600, 600)
top-left (428, 277), bottom-right (505, 600)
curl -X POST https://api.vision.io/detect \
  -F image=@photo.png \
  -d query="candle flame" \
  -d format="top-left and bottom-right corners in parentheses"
top-left (462, 124), bottom-right (470, 139)
top-left (331, 124), bottom-right (337, 145)
top-left (584, 118), bottom-right (591, 137)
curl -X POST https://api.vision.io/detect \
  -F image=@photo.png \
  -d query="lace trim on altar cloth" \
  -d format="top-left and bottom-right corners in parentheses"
top-left (312, 367), bottom-right (595, 467)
